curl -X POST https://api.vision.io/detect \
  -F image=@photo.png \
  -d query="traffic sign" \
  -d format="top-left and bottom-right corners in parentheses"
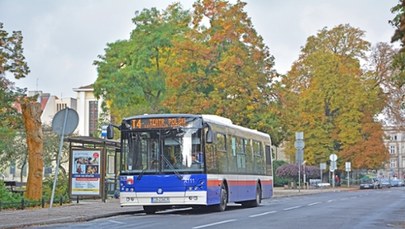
top-left (51, 108), bottom-right (79, 136)
top-left (101, 125), bottom-right (107, 138)
top-left (295, 132), bottom-right (304, 140)
top-left (294, 140), bottom-right (305, 149)
top-left (345, 162), bottom-right (351, 172)
top-left (329, 153), bottom-right (338, 162)
top-left (330, 161), bottom-right (337, 172)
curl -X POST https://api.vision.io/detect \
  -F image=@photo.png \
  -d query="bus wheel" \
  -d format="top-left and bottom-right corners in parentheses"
top-left (242, 184), bottom-right (261, 208)
top-left (253, 184), bottom-right (262, 206)
top-left (143, 206), bottom-right (159, 214)
top-left (214, 183), bottom-right (228, 212)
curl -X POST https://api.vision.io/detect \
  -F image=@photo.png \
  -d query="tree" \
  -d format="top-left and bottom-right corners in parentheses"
top-left (389, 1), bottom-right (405, 126)
top-left (21, 99), bottom-right (43, 200)
top-left (0, 22), bottom-right (29, 158)
top-left (278, 24), bottom-right (388, 169)
top-left (163, 0), bottom-right (279, 140)
top-left (94, 3), bottom-right (191, 122)
top-left (0, 22), bottom-right (45, 200)
top-left (367, 42), bottom-right (404, 126)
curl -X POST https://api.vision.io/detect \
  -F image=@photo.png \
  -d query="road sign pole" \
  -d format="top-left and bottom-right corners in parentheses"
top-left (320, 169), bottom-right (323, 183)
top-left (50, 108), bottom-right (68, 208)
top-left (50, 108), bottom-right (79, 209)
top-left (298, 163), bottom-right (301, 192)
top-left (295, 132), bottom-right (304, 193)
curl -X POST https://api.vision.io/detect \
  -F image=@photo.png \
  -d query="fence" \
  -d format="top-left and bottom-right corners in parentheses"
top-left (0, 196), bottom-right (69, 211)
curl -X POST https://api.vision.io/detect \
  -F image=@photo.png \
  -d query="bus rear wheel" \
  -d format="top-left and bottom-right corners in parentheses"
top-left (143, 206), bottom-right (159, 214)
top-left (242, 184), bottom-right (261, 208)
top-left (213, 183), bottom-right (228, 212)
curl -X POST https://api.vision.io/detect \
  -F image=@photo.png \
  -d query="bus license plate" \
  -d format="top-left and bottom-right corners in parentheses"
top-left (151, 197), bottom-right (170, 203)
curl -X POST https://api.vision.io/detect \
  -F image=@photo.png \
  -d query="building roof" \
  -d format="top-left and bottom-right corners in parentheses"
top-left (66, 136), bottom-right (120, 149)
top-left (73, 84), bottom-right (94, 92)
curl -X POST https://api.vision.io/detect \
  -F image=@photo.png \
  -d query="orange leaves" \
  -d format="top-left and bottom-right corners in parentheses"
top-left (163, 0), bottom-right (275, 127)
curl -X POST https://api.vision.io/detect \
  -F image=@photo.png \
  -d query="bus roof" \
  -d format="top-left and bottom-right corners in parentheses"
top-left (201, 115), bottom-right (270, 140)
top-left (122, 114), bottom-right (270, 141)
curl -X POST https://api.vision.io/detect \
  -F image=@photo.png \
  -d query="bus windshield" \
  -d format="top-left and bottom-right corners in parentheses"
top-left (121, 127), bottom-right (204, 175)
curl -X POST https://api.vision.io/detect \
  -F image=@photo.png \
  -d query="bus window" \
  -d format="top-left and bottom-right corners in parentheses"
top-left (245, 139), bottom-right (253, 173)
top-left (253, 140), bottom-right (264, 175)
top-left (236, 138), bottom-right (246, 171)
top-left (216, 133), bottom-right (226, 152)
top-left (265, 145), bottom-right (273, 175)
top-left (217, 133), bottom-right (228, 173)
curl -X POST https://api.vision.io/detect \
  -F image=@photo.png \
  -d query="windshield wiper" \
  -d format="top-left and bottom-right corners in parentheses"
top-left (137, 169), bottom-right (146, 181)
top-left (162, 155), bottom-right (183, 180)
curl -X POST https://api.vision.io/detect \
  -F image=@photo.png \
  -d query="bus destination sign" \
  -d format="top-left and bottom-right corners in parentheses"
top-left (131, 117), bottom-right (187, 129)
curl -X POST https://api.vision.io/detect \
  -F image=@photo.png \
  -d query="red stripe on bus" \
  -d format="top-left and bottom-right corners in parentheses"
top-left (208, 179), bottom-right (273, 187)
top-left (207, 180), bottom-right (222, 187)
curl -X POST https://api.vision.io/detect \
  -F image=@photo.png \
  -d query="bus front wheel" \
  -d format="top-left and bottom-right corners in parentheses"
top-left (213, 183), bottom-right (228, 212)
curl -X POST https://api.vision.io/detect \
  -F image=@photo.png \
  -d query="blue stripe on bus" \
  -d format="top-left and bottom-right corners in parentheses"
top-left (120, 174), bottom-right (208, 193)
top-left (120, 174), bottom-right (273, 205)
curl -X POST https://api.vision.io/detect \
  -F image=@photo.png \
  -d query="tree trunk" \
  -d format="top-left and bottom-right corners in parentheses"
top-left (21, 101), bottom-right (43, 200)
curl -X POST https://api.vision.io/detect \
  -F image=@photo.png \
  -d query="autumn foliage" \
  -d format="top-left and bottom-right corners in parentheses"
top-left (93, 1), bottom-right (400, 171)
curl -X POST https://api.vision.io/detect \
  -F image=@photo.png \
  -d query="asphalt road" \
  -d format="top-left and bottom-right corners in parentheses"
top-left (41, 187), bottom-right (405, 229)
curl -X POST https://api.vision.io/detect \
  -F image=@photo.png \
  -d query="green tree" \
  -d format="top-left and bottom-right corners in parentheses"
top-left (0, 22), bottom-right (29, 174)
top-left (367, 42), bottom-right (404, 126)
top-left (279, 24), bottom-right (387, 169)
top-left (389, 0), bottom-right (405, 124)
top-left (163, 0), bottom-right (280, 142)
top-left (94, 3), bottom-right (191, 122)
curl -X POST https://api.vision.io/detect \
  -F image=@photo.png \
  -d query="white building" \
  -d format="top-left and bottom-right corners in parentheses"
top-left (383, 126), bottom-right (405, 179)
top-left (73, 84), bottom-right (103, 137)
top-left (26, 91), bottom-right (78, 127)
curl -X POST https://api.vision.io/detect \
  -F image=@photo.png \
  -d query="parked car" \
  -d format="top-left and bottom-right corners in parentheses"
top-left (390, 179), bottom-right (404, 187)
top-left (359, 178), bottom-right (379, 189)
top-left (378, 178), bottom-right (391, 188)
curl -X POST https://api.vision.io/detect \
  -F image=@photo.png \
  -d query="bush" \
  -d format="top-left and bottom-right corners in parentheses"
top-left (42, 173), bottom-right (69, 200)
top-left (273, 160), bottom-right (291, 187)
top-left (0, 181), bottom-right (23, 202)
top-left (276, 163), bottom-right (320, 181)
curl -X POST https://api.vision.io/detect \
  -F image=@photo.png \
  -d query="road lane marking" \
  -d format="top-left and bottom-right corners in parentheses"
top-left (249, 211), bottom-right (277, 218)
top-left (283, 206), bottom-right (301, 211)
top-left (193, 219), bottom-right (237, 229)
top-left (307, 202), bottom-right (321, 206)
top-left (108, 220), bottom-right (125, 224)
top-left (327, 199), bottom-right (334, 203)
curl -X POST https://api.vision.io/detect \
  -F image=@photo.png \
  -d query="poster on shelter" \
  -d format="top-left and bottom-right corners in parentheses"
top-left (71, 150), bottom-right (101, 196)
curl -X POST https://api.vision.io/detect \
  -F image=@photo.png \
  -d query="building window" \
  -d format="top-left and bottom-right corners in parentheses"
top-left (390, 145), bottom-right (396, 154)
top-left (390, 159), bottom-right (396, 168)
top-left (89, 101), bottom-right (98, 137)
top-left (57, 103), bottom-right (67, 111)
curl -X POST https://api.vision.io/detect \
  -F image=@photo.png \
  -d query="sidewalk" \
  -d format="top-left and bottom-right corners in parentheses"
top-left (0, 198), bottom-right (143, 229)
top-left (0, 187), bottom-right (357, 229)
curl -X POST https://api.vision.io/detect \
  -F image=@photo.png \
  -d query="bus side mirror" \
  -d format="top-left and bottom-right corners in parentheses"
top-left (206, 129), bottom-right (214, 144)
top-left (107, 124), bottom-right (114, 139)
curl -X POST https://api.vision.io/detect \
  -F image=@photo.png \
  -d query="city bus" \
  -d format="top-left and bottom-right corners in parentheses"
top-left (107, 114), bottom-right (273, 214)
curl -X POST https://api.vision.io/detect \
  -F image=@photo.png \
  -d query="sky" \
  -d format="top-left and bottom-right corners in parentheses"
top-left (0, 0), bottom-right (399, 98)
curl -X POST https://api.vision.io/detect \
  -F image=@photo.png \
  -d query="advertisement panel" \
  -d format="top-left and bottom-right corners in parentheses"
top-left (71, 150), bottom-right (101, 196)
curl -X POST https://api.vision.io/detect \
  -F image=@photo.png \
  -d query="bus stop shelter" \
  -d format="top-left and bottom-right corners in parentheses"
top-left (66, 136), bottom-right (120, 202)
